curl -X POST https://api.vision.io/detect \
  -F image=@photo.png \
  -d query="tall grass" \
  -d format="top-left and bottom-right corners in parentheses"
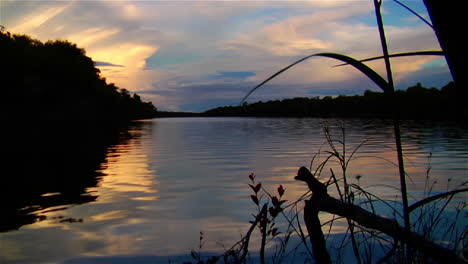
top-left (185, 122), bottom-right (466, 263)
top-left (239, 1), bottom-right (443, 258)
top-left (372, 0), bottom-right (411, 260)
top-left (234, 0), bottom-right (466, 263)
top-left (186, 1), bottom-right (465, 263)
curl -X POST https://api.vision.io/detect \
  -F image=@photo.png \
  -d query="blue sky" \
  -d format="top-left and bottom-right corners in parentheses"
top-left (1, 0), bottom-right (452, 112)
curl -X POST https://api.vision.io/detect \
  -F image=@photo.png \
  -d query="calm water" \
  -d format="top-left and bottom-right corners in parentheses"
top-left (1, 118), bottom-right (467, 263)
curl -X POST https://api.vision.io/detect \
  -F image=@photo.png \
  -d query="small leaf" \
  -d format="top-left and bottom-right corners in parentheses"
top-left (269, 207), bottom-right (278, 217)
top-left (251, 195), bottom-right (259, 205)
top-left (277, 185), bottom-right (285, 197)
top-left (271, 227), bottom-right (279, 236)
top-left (254, 183), bottom-right (262, 193)
top-left (248, 173), bottom-right (256, 181)
top-left (248, 183), bottom-right (262, 193)
top-left (272, 196), bottom-right (279, 207)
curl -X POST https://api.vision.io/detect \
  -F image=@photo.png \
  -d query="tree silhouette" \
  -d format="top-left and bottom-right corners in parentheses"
top-left (205, 82), bottom-right (457, 120)
top-left (0, 28), bottom-right (157, 121)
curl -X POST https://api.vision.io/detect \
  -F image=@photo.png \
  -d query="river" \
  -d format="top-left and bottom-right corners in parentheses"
top-left (1, 118), bottom-right (467, 263)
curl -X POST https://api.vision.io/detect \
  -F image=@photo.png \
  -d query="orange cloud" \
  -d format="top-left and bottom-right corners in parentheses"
top-left (9, 5), bottom-right (69, 33)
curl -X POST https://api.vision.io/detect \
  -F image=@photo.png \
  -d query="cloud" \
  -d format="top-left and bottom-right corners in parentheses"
top-left (144, 81), bottom-right (255, 112)
top-left (92, 44), bottom-right (158, 69)
top-left (210, 71), bottom-right (256, 80)
top-left (2, 0), bottom-right (451, 112)
top-left (145, 45), bottom-right (202, 69)
top-left (66, 27), bottom-right (122, 47)
top-left (7, 3), bottom-right (70, 33)
top-left (94, 61), bottom-right (124, 67)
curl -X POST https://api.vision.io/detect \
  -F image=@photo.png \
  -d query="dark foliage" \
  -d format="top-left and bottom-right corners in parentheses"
top-left (205, 82), bottom-right (462, 120)
top-left (0, 29), bottom-right (157, 121)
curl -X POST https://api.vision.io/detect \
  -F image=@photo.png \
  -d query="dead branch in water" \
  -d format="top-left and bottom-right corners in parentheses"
top-left (295, 166), bottom-right (466, 264)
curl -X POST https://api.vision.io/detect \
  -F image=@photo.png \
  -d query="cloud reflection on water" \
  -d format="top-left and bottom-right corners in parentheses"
top-left (1, 118), bottom-right (466, 264)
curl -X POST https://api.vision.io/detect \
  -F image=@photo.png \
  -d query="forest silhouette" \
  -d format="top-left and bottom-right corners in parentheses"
top-left (0, 27), bottom-right (157, 121)
top-left (205, 82), bottom-right (460, 120)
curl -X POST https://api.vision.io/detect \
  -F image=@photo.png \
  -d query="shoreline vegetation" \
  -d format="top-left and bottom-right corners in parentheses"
top-left (157, 82), bottom-right (465, 123)
top-left (0, 28), bottom-right (157, 122)
top-left (202, 82), bottom-right (462, 120)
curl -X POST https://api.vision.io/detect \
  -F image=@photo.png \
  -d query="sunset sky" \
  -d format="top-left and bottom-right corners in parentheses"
top-left (1, 0), bottom-right (452, 112)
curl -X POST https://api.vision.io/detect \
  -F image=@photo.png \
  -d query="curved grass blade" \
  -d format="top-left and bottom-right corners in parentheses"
top-left (408, 187), bottom-right (468, 212)
top-left (241, 52), bottom-right (390, 104)
top-left (240, 54), bottom-right (317, 104)
top-left (392, 0), bottom-right (433, 29)
top-left (334, 50), bottom-right (444, 67)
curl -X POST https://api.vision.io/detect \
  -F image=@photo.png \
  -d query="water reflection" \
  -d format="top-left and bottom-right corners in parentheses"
top-left (0, 121), bottom-right (141, 232)
top-left (1, 118), bottom-right (466, 264)
top-left (96, 132), bottom-right (159, 203)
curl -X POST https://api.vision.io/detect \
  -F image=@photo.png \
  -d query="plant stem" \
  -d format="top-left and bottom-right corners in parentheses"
top-left (374, 0), bottom-right (394, 89)
top-left (373, 0), bottom-right (411, 260)
top-left (259, 205), bottom-right (267, 264)
top-left (339, 125), bottom-right (362, 264)
top-left (393, 120), bottom-right (410, 229)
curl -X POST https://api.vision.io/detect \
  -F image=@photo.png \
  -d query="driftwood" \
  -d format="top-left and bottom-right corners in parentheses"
top-left (295, 166), bottom-right (465, 264)
top-left (304, 199), bottom-right (332, 264)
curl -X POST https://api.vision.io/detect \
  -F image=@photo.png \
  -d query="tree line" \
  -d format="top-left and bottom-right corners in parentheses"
top-left (0, 27), bottom-right (157, 121)
top-left (204, 82), bottom-right (461, 120)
